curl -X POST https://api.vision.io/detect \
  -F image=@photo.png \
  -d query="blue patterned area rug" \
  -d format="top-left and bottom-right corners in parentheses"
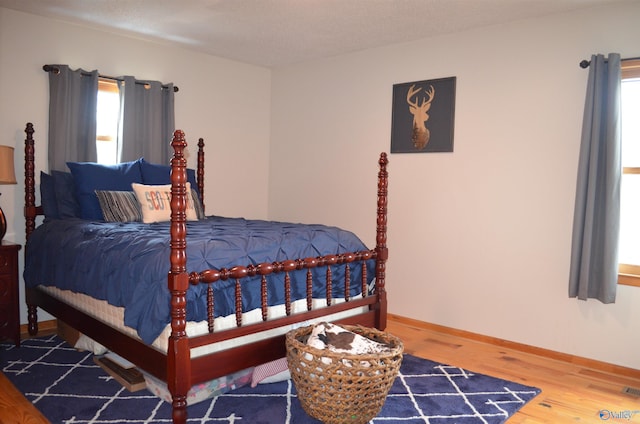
top-left (1, 335), bottom-right (540, 423)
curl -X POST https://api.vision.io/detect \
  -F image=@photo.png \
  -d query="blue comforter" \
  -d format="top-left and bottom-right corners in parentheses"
top-left (24, 216), bottom-right (374, 344)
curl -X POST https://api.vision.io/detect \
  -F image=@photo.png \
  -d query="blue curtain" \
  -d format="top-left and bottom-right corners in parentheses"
top-left (47, 65), bottom-right (98, 171)
top-left (119, 76), bottom-right (175, 164)
top-left (568, 53), bottom-right (622, 303)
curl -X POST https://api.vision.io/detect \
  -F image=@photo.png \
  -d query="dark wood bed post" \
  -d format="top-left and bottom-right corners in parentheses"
top-left (197, 137), bottom-right (205, 214)
top-left (24, 123), bottom-right (36, 238)
top-left (375, 152), bottom-right (389, 330)
top-left (23, 122), bottom-right (39, 336)
top-left (168, 130), bottom-right (190, 424)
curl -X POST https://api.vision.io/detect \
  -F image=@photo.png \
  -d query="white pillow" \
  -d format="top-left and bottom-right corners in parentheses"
top-left (131, 182), bottom-right (199, 223)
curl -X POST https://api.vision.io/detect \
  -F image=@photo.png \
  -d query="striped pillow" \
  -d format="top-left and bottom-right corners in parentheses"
top-left (95, 190), bottom-right (143, 222)
top-left (192, 188), bottom-right (205, 220)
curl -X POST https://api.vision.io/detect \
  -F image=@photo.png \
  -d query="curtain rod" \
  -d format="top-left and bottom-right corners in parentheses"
top-left (579, 56), bottom-right (640, 69)
top-left (42, 65), bottom-right (179, 92)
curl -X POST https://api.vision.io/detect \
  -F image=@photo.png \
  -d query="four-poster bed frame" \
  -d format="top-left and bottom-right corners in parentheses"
top-left (22, 122), bottom-right (390, 423)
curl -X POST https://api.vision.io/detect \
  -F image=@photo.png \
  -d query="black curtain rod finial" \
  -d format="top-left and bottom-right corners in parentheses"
top-left (43, 64), bottom-right (60, 74)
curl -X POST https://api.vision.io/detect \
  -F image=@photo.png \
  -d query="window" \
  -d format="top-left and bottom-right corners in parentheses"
top-left (619, 59), bottom-right (640, 287)
top-left (96, 78), bottom-right (120, 165)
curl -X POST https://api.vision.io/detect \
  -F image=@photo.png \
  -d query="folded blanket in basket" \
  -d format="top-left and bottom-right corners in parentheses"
top-left (255, 323), bottom-right (392, 386)
top-left (307, 322), bottom-right (393, 355)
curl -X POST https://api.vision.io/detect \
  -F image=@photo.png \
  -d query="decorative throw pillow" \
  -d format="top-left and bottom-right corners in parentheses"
top-left (66, 159), bottom-right (144, 220)
top-left (95, 190), bottom-right (143, 222)
top-left (40, 171), bottom-right (59, 220)
top-left (131, 182), bottom-right (199, 223)
top-left (191, 188), bottom-right (205, 219)
top-left (139, 158), bottom-right (201, 199)
top-left (51, 170), bottom-right (80, 219)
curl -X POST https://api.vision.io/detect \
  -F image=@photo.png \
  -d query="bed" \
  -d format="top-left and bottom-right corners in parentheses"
top-left (22, 122), bottom-right (390, 424)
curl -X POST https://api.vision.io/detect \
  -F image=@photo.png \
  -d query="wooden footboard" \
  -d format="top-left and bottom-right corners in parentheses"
top-left (166, 130), bottom-right (389, 422)
top-left (23, 124), bottom-right (389, 424)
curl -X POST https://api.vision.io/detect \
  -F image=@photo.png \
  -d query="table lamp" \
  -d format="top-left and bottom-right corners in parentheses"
top-left (0, 145), bottom-right (17, 241)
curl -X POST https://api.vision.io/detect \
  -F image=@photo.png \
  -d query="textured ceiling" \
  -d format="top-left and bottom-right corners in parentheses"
top-left (0, 0), bottom-right (621, 67)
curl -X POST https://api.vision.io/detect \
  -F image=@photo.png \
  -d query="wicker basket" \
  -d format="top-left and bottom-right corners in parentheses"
top-left (285, 324), bottom-right (404, 424)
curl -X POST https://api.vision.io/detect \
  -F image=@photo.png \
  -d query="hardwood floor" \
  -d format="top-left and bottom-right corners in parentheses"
top-left (386, 314), bottom-right (640, 423)
top-left (0, 369), bottom-right (49, 424)
top-left (1, 317), bottom-right (639, 423)
top-left (0, 325), bottom-right (55, 424)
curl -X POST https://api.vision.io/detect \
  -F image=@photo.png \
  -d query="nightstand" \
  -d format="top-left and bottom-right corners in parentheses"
top-left (0, 240), bottom-right (21, 346)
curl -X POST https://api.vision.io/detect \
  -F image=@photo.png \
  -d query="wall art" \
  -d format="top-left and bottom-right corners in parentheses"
top-left (390, 77), bottom-right (456, 153)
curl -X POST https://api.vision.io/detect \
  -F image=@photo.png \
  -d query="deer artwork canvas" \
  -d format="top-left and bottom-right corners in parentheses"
top-left (390, 77), bottom-right (456, 153)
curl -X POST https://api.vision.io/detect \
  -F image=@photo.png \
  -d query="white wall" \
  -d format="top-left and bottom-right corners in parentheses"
top-left (270, 1), bottom-right (640, 369)
top-left (0, 8), bottom-right (271, 323)
top-left (2, 2), bottom-right (639, 371)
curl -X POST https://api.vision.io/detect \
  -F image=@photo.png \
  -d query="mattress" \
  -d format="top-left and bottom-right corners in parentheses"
top-left (40, 285), bottom-right (370, 358)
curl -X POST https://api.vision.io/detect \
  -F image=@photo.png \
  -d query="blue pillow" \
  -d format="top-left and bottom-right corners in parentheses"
top-left (40, 171), bottom-right (59, 220)
top-left (51, 170), bottom-right (80, 219)
top-left (139, 158), bottom-right (200, 198)
top-left (66, 159), bottom-right (144, 220)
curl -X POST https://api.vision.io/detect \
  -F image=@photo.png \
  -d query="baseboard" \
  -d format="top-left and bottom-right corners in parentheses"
top-left (20, 319), bottom-right (57, 338)
top-left (388, 313), bottom-right (640, 380)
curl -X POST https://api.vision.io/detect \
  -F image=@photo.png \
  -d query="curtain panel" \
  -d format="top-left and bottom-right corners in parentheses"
top-left (120, 76), bottom-right (175, 165)
top-left (46, 65), bottom-right (175, 169)
top-left (568, 53), bottom-right (622, 304)
top-left (47, 65), bottom-right (98, 171)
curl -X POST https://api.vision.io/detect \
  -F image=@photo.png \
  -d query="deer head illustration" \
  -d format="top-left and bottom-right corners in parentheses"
top-left (406, 84), bottom-right (435, 149)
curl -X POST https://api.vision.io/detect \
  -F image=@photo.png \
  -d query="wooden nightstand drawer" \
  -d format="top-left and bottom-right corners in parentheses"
top-left (0, 241), bottom-right (21, 346)
top-left (0, 251), bottom-right (11, 272)
top-left (0, 306), bottom-right (13, 329)
top-left (0, 273), bottom-right (15, 301)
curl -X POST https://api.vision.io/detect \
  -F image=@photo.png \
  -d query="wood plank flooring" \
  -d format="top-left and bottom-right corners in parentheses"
top-left (1, 317), bottom-right (639, 423)
top-left (385, 315), bottom-right (640, 423)
top-left (0, 367), bottom-right (49, 424)
top-left (0, 326), bottom-right (55, 424)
